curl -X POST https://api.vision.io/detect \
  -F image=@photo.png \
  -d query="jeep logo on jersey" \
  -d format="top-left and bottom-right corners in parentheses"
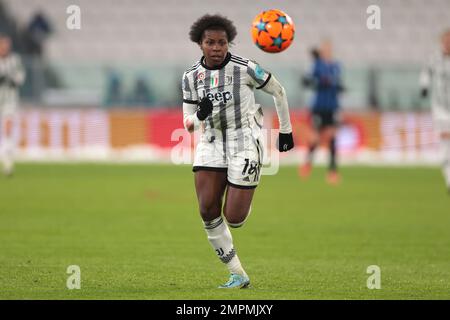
top-left (201, 90), bottom-right (233, 104)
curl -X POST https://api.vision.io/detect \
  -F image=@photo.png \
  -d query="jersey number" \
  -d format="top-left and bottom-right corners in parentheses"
top-left (242, 158), bottom-right (260, 182)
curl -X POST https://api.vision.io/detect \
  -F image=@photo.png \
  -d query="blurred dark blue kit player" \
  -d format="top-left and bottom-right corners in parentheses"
top-left (300, 40), bottom-right (344, 184)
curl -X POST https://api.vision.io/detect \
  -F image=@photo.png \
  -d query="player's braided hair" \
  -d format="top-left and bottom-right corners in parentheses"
top-left (189, 14), bottom-right (237, 44)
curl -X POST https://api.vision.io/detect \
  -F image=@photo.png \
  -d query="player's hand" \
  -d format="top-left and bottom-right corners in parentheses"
top-left (421, 88), bottom-right (428, 98)
top-left (6, 78), bottom-right (17, 88)
top-left (301, 76), bottom-right (313, 88)
top-left (277, 132), bottom-right (294, 152)
top-left (196, 97), bottom-right (213, 121)
top-left (0, 75), bottom-right (15, 87)
top-left (310, 48), bottom-right (320, 60)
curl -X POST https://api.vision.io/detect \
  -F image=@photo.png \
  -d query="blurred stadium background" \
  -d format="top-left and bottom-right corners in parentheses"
top-left (1, 0), bottom-right (450, 300)
top-left (1, 0), bottom-right (450, 164)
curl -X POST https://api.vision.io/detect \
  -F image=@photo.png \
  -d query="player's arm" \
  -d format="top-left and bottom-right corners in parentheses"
top-left (333, 63), bottom-right (345, 93)
top-left (0, 69), bottom-right (8, 85)
top-left (182, 72), bottom-right (213, 133)
top-left (260, 76), bottom-right (294, 152)
top-left (183, 98), bottom-right (213, 132)
top-left (182, 71), bottom-right (212, 132)
top-left (247, 61), bottom-right (293, 151)
top-left (183, 100), bottom-right (200, 133)
top-left (183, 97), bottom-right (213, 132)
top-left (260, 75), bottom-right (292, 133)
top-left (182, 71), bottom-right (197, 132)
top-left (4, 55), bottom-right (25, 88)
top-left (11, 56), bottom-right (26, 87)
top-left (419, 65), bottom-right (432, 98)
top-left (304, 59), bottom-right (325, 89)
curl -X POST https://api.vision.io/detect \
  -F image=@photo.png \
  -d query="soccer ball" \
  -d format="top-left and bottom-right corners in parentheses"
top-left (251, 9), bottom-right (295, 53)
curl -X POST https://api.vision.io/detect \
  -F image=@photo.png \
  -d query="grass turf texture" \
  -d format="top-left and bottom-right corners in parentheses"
top-left (0, 163), bottom-right (449, 299)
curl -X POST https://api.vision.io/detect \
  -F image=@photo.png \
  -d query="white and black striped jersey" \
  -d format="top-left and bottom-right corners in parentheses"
top-left (182, 52), bottom-right (271, 136)
top-left (0, 53), bottom-right (25, 111)
top-left (420, 51), bottom-right (450, 122)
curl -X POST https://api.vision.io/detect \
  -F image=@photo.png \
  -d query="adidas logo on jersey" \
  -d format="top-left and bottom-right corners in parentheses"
top-left (201, 89), bottom-right (233, 104)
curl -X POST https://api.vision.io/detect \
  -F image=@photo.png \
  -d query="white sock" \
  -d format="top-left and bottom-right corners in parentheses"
top-left (1, 137), bottom-right (15, 175)
top-left (1, 115), bottom-right (17, 175)
top-left (204, 216), bottom-right (248, 277)
top-left (441, 138), bottom-right (450, 187)
top-left (444, 166), bottom-right (450, 188)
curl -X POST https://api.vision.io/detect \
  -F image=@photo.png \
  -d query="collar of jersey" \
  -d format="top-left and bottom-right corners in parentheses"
top-left (200, 52), bottom-right (231, 70)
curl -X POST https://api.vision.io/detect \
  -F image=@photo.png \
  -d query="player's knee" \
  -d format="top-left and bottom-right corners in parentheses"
top-left (226, 217), bottom-right (245, 228)
top-left (224, 210), bottom-right (251, 228)
top-left (199, 201), bottom-right (221, 220)
top-left (224, 205), bottom-right (252, 228)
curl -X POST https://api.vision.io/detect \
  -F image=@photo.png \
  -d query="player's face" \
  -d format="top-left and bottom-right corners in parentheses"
top-left (200, 30), bottom-right (229, 67)
top-left (320, 41), bottom-right (333, 61)
top-left (441, 32), bottom-right (450, 56)
top-left (0, 37), bottom-right (11, 57)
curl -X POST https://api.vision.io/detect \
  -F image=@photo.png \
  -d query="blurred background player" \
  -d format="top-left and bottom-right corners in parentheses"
top-left (420, 29), bottom-right (450, 193)
top-left (299, 39), bottom-right (344, 184)
top-left (0, 33), bottom-right (25, 177)
top-left (182, 14), bottom-right (294, 289)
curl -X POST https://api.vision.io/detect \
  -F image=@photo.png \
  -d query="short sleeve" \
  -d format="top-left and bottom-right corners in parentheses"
top-left (247, 60), bottom-right (272, 89)
top-left (182, 72), bottom-right (198, 104)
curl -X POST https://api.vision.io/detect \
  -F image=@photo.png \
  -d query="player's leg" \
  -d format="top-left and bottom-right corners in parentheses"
top-left (195, 170), bottom-right (249, 288)
top-left (439, 131), bottom-right (450, 192)
top-left (210, 185), bottom-right (255, 289)
top-left (322, 125), bottom-right (339, 184)
top-left (1, 113), bottom-right (19, 176)
top-left (194, 170), bottom-right (227, 222)
top-left (304, 129), bottom-right (319, 169)
top-left (323, 126), bottom-right (337, 168)
top-left (321, 111), bottom-right (340, 184)
top-left (0, 112), bottom-right (3, 173)
top-left (300, 112), bottom-right (320, 178)
top-left (1, 113), bottom-right (11, 176)
top-left (223, 186), bottom-right (255, 228)
top-left (213, 134), bottom-right (264, 288)
top-left (225, 133), bottom-right (262, 227)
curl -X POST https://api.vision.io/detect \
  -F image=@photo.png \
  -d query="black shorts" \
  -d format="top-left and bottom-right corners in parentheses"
top-left (311, 110), bottom-right (339, 130)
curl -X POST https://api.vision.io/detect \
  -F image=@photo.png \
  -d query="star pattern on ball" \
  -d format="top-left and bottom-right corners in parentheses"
top-left (277, 15), bottom-right (288, 27)
top-left (256, 19), bottom-right (267, 35)
top-left (271, 36), bottom-right (287, 49)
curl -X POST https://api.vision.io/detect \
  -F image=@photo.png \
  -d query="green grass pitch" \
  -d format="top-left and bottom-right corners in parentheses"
top-left (0, 163), bottom-right (449, 299)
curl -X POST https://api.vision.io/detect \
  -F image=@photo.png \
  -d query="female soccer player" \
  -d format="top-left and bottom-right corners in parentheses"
top-left (0, 34), bottom-right (25, 177)
top-left (420, 29), bottom-right (450, 193)
top-left (299, 40), bottom-right (344, 184)
top-left (182, 14), bottom-right (294, 288)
